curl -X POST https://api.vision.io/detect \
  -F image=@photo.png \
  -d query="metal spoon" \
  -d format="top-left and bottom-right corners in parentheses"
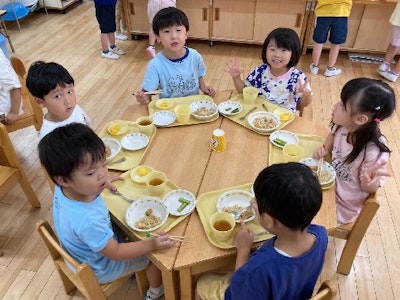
top-left (110, 189), bottom-right (136, 203)
top-left (262, 103), bottom-right (269, 112)
top-left (231, 205), bottom-right (252, 220)
top-left (239, 106), bottom-right (257, 120)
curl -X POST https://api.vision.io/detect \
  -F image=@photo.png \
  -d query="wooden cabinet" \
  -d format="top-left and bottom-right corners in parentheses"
top-left (40, 0), bottom-right (80, 11)
top-left (177, 0), bottom-right (209, 40)
top-left (125, 0), bottom-right (149, 36)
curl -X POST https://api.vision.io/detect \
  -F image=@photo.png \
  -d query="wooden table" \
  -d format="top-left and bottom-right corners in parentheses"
top-left (173, 99), bottom-right (337, 300)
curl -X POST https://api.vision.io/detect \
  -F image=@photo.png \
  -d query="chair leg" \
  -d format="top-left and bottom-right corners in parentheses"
top-left (18, 173), bottom-right (41, 208)
top-left (135, 270), bottom-right (148, 297)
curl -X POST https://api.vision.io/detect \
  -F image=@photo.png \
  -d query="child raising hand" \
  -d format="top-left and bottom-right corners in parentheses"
top-left (313, 78), bottom-right (396, 224)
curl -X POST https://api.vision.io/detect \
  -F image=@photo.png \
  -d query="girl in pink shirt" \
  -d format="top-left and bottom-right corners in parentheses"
top-left (313, 78), bottom-right (396, 224)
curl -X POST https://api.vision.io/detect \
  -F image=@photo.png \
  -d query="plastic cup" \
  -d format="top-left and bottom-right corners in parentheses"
top-left (146, 171), bottom-right (167, 196)
top-left (209, 212), bottom-right (235, 242)
top-left (136, 116), bottom-right (155, 136)
top-left (210, 128), bottom-right (226, 152)
top-left (242, 87), bottom-right (259, 105)
top-left (174, 104), bottom-right (191, 124)
top-left (282, 144), bottom-right (304, 163)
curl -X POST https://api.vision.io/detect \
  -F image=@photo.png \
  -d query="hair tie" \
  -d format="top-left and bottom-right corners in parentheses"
top-left (374, 118), bottom-right (381, 123)
top-left (375, 106), bottom-right (381, 111)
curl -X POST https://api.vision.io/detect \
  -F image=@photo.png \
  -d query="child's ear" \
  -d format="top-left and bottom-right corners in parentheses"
top-left (54, 175), bottom-right (69, 187)
top-left (353, 114), bottom-right (369, 126)
top-left (34, 97), bottom-right (45, 108)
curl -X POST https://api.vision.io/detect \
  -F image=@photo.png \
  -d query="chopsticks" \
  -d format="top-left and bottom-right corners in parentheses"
top-left (132, 90), bottom-right (163, 96)
top-left (146, 232), bottom-right (190, 243)
top-left (316, 145), bottom-right (325, 178)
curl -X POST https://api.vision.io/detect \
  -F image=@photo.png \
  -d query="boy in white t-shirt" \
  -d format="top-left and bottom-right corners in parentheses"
top-left (26, 61), bottom-right (91, 140)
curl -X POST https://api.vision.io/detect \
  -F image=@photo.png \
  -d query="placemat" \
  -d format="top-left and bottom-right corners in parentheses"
top-left (103, 170), bottom-right (193, 240)
top-left (148, 94), bottom-right (219, 126)
top-left (222, 94), bottom-right (295, 135)
top-left (98, 120), bottom-right (156, 171)
top-left (196, 183), bottom-right (273, 249)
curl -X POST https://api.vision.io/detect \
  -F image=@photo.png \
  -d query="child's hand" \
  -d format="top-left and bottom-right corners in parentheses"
top-left (312, 146), bottom-right (328, 159)
top-left (361, 161), bottom-right (391, 192)
top-left (135, 90), bottom-right (151, 104)
top-left (202, 86), bottom-right (216, 97)
top-left (225, 58), bottom-right (243, 79)
top-left (5, 112), bottom-right (19, 124)
top-left (106, 173), bottom-right (124, 190)
top-left (234, 220), bottom-right (254, 251)
top-left (297, 79), bottom-right (313, 96)
top-left (153, 232), bottom-right (177, 250)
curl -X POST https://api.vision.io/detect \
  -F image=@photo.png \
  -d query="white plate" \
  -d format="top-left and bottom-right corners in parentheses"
top-left (190, 100), bottom-right (219, 120)
top-left (218, 101), bottom-right (243, 116)
top-left (217, 190), bottom-right (255, 223)
top-left (125, 197), bottom-right (168, 232)
top-left (102, 138), bottom-right (121, 161)
top-left (269, 130), bottom-right (299, 148)
top-left (163, 189), bottom-right (196, 216)
top-left (151, 111), bottom-right (176, 126)
top-left (247, 111), bottom-right (280, 133)
top-left (130, 165), bottom-right (154, 183)
top-left (299, 158), bottom-right (336, 186)
top-left (120, 133), bottom-right (149, 151)
top-left (155, 99), bottom-right (174, 110)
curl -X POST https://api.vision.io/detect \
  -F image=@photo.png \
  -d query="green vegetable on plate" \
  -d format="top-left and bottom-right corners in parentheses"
top-left (273, 138), bottom-right (287, 146)
top-left (177, 197), bottom-right (191, 212)
top-left (231, 108), bottom-right (240, 113)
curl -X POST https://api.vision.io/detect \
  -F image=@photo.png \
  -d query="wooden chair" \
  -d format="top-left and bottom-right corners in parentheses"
top-left (4, 56), bottom-right (43, 133)
top-left (35, 220), bottom-right (148, 299)
top-left (0, 123), bottom-right (40, 207)
top-left (328, 193), bottom-right (379, 275)
top-left (310, 280), bottom-right (337, 300)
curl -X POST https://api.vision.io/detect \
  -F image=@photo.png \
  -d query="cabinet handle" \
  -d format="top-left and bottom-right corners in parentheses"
top-left (129, 2), bottom-right (134, 15)
top-left (295, 13), bottom-right (302, 28)
top-left (214, 8), bottom-right (220, 21)
top-left (202, 8), bottom-right (208, 21)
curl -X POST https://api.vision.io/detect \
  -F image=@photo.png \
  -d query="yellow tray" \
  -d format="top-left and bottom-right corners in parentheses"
top-left (98, 120), bottom-right (156, 171)
top-left (102, 170), bottom-right (192, 240)
top-left (223, 94), bottom-right (295, 135)
top-left (196, 183), bottom-right (273, 249)
top-left (148, 95), bottom-right (219, 126)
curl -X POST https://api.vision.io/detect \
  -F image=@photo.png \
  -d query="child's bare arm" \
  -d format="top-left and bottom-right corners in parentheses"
top-left (5, 88), bottom-right (22, 124)
top-left (225, 58), bottom-right (245, 93)
top-left (297, 79), bottom-right (313, 108)
top-left (360, 161), bottom-right (391, 193)
top-left (135, 90), bottom-right (152, 104)
top-left (312, 133), bottom-right (334, 159)
top-left (234, 220), bottom-right (253, 270)
top-left (101, 234), bottom-right (176, 260)
top-left (199, 77), bottom-right (216, 97)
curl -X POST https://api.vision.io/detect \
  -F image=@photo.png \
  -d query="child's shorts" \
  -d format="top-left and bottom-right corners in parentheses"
top-left (313, 17), bottom-right (348, 45)
top-left (147, 0), bottom-right (176, 23)
top-left (95, 4), bottom-right (117, 33)
top-left (391, 25), bottom-right (400, 47)
top-left (101, 255), bottom-right (149, 283)
top-left (196, 272), bottom-right (232, 300)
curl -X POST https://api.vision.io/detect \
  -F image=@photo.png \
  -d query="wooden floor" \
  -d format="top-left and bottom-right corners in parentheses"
top-left (1, 1), bottom-right (400, 299)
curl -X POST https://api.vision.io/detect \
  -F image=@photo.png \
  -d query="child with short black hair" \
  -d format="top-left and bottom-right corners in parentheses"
top-left (195, 162), bottom-right (328, 300)
top-left (39, 123), bottom-right (176, 300)
top-left (225, 28), bottom-right (312, 112)
top-left (135, 7), bottom-right (215, 104)
top-left (26, 61), bottom-right (91, 140)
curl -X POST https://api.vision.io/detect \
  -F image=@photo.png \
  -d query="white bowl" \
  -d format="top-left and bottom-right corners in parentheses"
top-left (102, 138), bottom-right (121, 161)
top-left (125, 197), bottom-right (168, 232)
top-left (218, 101), bottom-right (243, 116)
top-left (299, 158), bottom-right (336, 186)
top-left (190, 100), bottom-right (218, 121)
top-left (155, 99), bottom-right (174, 110)
top-left (217, 190), bottom-right (255, 223)
top-left (163, 189), bottom-right (196, 216)
top-left (120, 133), bottom-right (149, 151)
top-left (247, 111), bottom-right (280, 133)
top-left (151, 111), bottom-right (176, 126)
top-left (130, 165), bottom-right (154, 183)
top-left (269, 130), bottom-right (299, 148)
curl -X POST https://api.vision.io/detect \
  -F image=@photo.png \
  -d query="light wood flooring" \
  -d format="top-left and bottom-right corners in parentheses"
top-left (1, 1), bottom-right (400, 299)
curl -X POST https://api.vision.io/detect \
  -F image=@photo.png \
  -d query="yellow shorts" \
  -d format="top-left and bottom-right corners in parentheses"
top-left (196, 272), bottom-right (233, 300)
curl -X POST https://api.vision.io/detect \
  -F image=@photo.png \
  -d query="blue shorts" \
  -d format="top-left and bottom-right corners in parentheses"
top-left (95, 5), bottom-right (116, 33)
top-left (313, 17), bottom-right (348, 45)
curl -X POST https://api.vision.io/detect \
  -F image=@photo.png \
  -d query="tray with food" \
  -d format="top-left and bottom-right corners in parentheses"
top-left (196, 183), bottom-right (273, 249)
top-left (147, 95), bottom-right (219, 127)
top-left (220, 94), bottom-right (295, 135)
top-left (99, 120), bottom-right (156, 171)
top-left (102, 169), bottom-right (196, 240)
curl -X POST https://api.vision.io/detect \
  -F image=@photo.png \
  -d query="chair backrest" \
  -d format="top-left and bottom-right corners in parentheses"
top-left (310, 280), bottom-right (337, 300)
top-left (328, 193), bottom-right (379, 275)
top-left (5, 55), bottom-right (43, 133)
top-left (35, 220), bottom-right (132, 299)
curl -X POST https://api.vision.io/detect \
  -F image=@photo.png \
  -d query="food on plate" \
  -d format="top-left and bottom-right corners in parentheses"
top-left (138, 167), bottom-right (149, 177)
top-left (159, 101), bottom-right (169, 108)
top-left (317, 170), bottom-right (334, 184)
top-left (177, 197), bottom-right (191, 212)
top-left (109, 123), bottom-right (121, 134)
top-left (231, 108), bottom-right (240, 114)
top-left (280, 112), bottom-right (292, 122)
top-left (273, 137), bottom-right (287, 147)
top-left (253, 117), bottom-right (277, 130)
top-left (134, 208), bottom-right (161, 230)
top-left (105, 146), bottom-right (111, 157)
top-left (223, 205), bottom-right (254, 220)
top-left (193, 106), bottom-right (217, 117)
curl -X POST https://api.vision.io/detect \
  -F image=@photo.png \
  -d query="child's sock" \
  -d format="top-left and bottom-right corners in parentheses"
top-left (145, 285), bottom-right (164, 299)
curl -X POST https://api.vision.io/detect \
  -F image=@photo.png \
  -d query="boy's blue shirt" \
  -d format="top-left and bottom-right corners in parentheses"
top-left (141, 47), bottom-right (206, 98)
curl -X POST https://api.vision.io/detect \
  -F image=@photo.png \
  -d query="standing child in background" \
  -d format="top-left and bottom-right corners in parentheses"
top-left (115, 0), bottom-right (128, 41)
top-left (196, 163), bottom-right (327, 300)
top-left (225, 28), bottom-right (312, 113)
top-left (26, 61), bottom-right (91, 140)
top-left (146, 0), bottom-right (176, 58)
top-left (94, 0), bottom-right (125, 60)
top-left (378, 1), bottom-right (400, 82)
top-left (313, 78), bottom-right (395, 224)
top-left (39, 123), bottom-right (176, 300)
top-left (136, 7), bottom-right (215, 104)
top-left (309, 0), bottom-right (352, 77)
top-left (0, 49), bottom-right (23, 124)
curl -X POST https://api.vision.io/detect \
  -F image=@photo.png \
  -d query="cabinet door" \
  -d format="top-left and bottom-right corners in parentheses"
top-left (253, 0), bottom-right (307, 43)
top-left (353, 4), bottom-right (394, 52)
top-left (177, 0), bottom-right (210, 39)
top-left (211, 0), bottom-right (256, 42)
top-left (127, 0), bottom-right (149, 34)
